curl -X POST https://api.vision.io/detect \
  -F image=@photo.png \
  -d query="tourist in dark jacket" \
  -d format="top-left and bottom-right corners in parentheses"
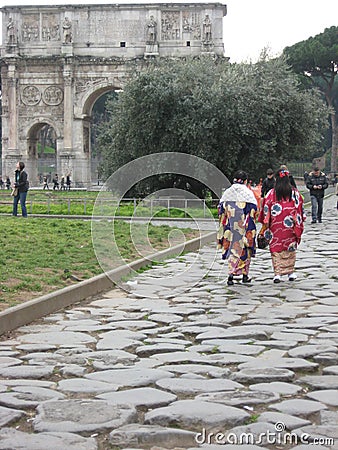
top-left (306, 167), bottom-right (329, 223)
top-left (12, 161), bottom-right (29, 217)
top-left (261, 168), bottom-right (275, 198)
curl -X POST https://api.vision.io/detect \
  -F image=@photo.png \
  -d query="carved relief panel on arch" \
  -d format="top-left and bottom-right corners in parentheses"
top-left (182, 11), bottom-right (201, 40)
top-left (43, 86), bottom-right (63, 105)
top-left (20, 85), bottom-right (64, 106)
top-left (161, 11), bottom-right (180, 41)
top-left (42, 14), bottom-right (60, 41)
top-left (21, 85), bottom-right (41, 106)
top-left (21, 15), bottom-right (39, 42)
top-left (21, 13), bottom-right (61, 42)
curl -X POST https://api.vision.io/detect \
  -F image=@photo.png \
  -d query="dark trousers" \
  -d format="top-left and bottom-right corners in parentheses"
top-left (13, 191), bottom-right (28, 217)
top-left (310, 195), bottom-right (323, 221)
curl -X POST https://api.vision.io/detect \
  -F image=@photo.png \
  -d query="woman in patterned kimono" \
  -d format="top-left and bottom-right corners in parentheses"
top-left (258, 168), bottom-right (305, 283)
top-left (217, 170), bottom-right (258, 286)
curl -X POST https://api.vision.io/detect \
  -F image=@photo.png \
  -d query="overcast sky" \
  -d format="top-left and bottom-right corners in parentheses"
top-left (0, 0), bottom-right (337, 62)
top-left (224, 0), bottom-right (338, 62)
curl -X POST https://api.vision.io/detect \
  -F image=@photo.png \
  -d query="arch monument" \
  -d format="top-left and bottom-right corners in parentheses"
top-left (0, 3), bottom-right (226, 187)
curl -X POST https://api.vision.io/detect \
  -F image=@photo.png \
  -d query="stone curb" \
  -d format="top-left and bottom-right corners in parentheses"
top-left (0, 231), bottom-right (216, 336)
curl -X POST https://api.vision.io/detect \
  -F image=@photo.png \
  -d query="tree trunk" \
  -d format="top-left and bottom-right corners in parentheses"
top-left (331, 111), bottom-right (337, 173)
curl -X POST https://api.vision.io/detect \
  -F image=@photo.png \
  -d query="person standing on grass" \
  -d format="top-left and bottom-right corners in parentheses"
top-left (12, 161), bottom-right (29, 218)
top-left (259, 168), bottom-right (305, 283)
top-left (217, 170), bottom-right (258, 286)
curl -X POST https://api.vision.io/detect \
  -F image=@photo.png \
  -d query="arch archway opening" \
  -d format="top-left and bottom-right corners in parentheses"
top-left (84, 87), bottom-right (120, 187)
top-left (27, 122), bottom-right (57, 187)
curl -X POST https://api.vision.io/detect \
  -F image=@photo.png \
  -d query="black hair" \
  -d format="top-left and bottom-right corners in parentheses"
top-left (18, 161), bottom-right (25, 171)
top-left (275, 168), bottom-right (292, 201)
top-left (233, 170), bottom-right (248, 184)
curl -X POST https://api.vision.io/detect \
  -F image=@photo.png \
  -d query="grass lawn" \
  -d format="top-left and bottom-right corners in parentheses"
top-left (0, 190), bottom-right (219, 217)
top-left (0, 216), bottom-right (199, 311)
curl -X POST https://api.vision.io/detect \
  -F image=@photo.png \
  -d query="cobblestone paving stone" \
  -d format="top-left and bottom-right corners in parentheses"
top-left (0, 195), bottom-right (337, 449)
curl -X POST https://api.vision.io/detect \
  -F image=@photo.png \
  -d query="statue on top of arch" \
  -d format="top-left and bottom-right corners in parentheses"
top-left (62, 17), bottom-right (72, 44)
top-left (146, 15), bottom-right (157, 44)
top-left (202, 14), bottom-right (212, 43)
top-left (7, 17), bottom-right (17, 45)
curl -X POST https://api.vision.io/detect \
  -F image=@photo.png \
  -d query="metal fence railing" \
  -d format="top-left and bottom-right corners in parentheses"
top-left (0, 196), bottom-right (219, 218)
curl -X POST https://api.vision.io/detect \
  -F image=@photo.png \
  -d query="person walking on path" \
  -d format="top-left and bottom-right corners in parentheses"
top-left (60, 176), bottom-right (66, 191)
top-left (43, 175), bottom-right (49, 190)
top-left (261, 168), bottom-right (275, 199)
top-left (52, 173), bottom-right (59, 190)
top-left (306, 166), bottom-right (329, 223)
top-left (12, 161), bottom-right (29, 218)
top-left (217, 170), bottom-right (258, 286)
top-left (258, 167), bottom-right (305, 283)
top-left (66, 174), bottom-right (71, 190)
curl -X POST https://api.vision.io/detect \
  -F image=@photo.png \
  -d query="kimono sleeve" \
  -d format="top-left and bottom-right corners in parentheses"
top-left (292, 190), bottom-right (305, 242)
top-left (258, 194), bottom-right (272, 225)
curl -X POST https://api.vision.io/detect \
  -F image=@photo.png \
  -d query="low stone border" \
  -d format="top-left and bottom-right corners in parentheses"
top-left (0, 231), bottom-right (216, 336)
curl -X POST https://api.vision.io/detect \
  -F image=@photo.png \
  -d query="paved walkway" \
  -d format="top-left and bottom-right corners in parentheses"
top-left (0, 195), bottom-right (337, 450)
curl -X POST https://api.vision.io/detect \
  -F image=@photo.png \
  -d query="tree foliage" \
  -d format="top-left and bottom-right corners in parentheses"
top-left (97, 56), bottom-right (328, 193)
top-left (283, 26), bottom-right (338, 172)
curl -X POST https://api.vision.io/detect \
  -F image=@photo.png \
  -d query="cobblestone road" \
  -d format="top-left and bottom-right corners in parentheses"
top-left (0, 195), bottom-right (337, 449)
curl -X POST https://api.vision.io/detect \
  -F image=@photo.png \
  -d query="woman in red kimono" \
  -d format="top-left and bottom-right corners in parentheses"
top-left (259, 168), bottom-right (305, 283)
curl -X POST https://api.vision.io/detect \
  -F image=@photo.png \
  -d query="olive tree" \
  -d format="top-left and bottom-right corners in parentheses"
top-left (98, 56), bottom-right (328, 191)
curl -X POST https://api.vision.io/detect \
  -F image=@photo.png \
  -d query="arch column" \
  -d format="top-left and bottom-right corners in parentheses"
top-left (63, 65), bottom-right (73, 154)
top-left (3, 60), bottom-right (22, 178)
top-left (60, 62), bottom-right (74, 184)
top-left (62, 61), bottom-right (91, 187)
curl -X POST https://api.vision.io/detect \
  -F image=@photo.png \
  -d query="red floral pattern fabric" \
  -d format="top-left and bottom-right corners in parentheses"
top-left (259, 188), bottom-right (305, 253)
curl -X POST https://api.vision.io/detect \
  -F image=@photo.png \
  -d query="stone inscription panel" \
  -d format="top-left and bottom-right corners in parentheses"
top-left (75, 10), bottom-right (144, 44)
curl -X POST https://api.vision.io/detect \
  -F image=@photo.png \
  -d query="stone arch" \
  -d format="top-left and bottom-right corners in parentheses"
top-left (24, 118), bottom-right (62, 186)
top-left (0, 3), bottom-right (226, 188)
top-left (80, 82), bottom-right (123, 118)
top-left (76, 82), bottom-right (123, 185)
top-left (24, 117), bottom-right (62, 144)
